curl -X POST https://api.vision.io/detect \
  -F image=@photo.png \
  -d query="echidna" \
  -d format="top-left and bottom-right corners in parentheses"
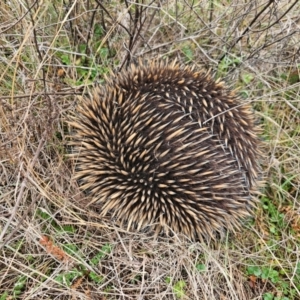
top-left (69, 60), bottom-right (260, 241)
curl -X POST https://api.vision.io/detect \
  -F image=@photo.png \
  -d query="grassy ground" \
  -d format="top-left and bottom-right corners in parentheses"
top-left (0, 1), bottom-right (299, 299)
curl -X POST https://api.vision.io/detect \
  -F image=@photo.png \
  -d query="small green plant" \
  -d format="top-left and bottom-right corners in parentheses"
top-left (90, 243), bottom-right (112, 266)
top-left (216, 55), bottom-right (242, 78)
top-left (37, 207), bottom-right (113, 288)
top-left (247, 266), bottom-right (279, 283)
top-left (181, 44), bottom-right (194, 62)
top-left (241, 73), bottom-right (254, 85)
top-left (165, 277), bottom-right (187, 299)
top-left (247, 265), bottom-right (300, 299)
top-left (36, 208), bottom-right (76, 234)
top-left (196, 263), bottom-right (206, 272)
top-left (62, 243), bottom-right (79, 256)
top-left (0, 292), bottom-right (8, 300)
top-left (263, 293), bottom-right (273, 300)
top-left (13, 275), bottom-right (27, 297)
top-left (54, 23), bottom-right (113, 86)
top-left (54, 243), bottom-right (112, 286)
top-left (263, 292), bottom-right (290, 300)
top-left (261, 196), bottom-right (287, 236)
top-left (55, 268), bottom-right (84, 287)
top-left (88, 272), bottom-right (103, 284)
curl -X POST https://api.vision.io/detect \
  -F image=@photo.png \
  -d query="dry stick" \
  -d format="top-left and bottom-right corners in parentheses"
top-left (125, 10), bottom-right (147, 66)
top-left (95, 0), bottom-right (133, 37)
top-left (247, 30), bottom-right (299, 60)
top-left (218, 0), bottom-right (276, 64)
top-left (245, 0), bottom-right (299, 61)
top-left (0, 90), bottom-right (82, 100)
top-left (209, 0), bottom-right (214, 25)
top-left (25, 0), bottom-right (49, 105)
top-left (119, 0), bottom-right (158, 70)
top-left (139, 34), bottom-right (218, 64)
top-left (85, 3), bottom-right (101, 58)
top-left (120, 3), bottom-right (158, 69)
top-left (206, 0), bottom-right (214, 47)
top-left (120, 0), bottom-right (141, 69)
top-left (95, 0), bottom-right (158, 71)
top-left (250, 0), bottom-right (299, 33)
top-left (129, 2), bottom-right (158, 57)
top-left (0, 0), bottom-right (38, 34)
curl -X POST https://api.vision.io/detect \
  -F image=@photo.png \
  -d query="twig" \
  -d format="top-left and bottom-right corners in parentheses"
top-left (218, 0), bottom-right (276, 63)
top-left (0, 0), bottom-right (38, 34)
top-left (0, 90), bottom-right (82, 100)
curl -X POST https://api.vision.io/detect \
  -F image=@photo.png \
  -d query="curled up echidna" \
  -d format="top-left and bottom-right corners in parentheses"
top-left (69, 60), bottom-right (261, 241)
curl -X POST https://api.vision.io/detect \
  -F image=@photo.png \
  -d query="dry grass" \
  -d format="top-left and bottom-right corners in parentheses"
top-left (1, 0), bottom-right (299, 299)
